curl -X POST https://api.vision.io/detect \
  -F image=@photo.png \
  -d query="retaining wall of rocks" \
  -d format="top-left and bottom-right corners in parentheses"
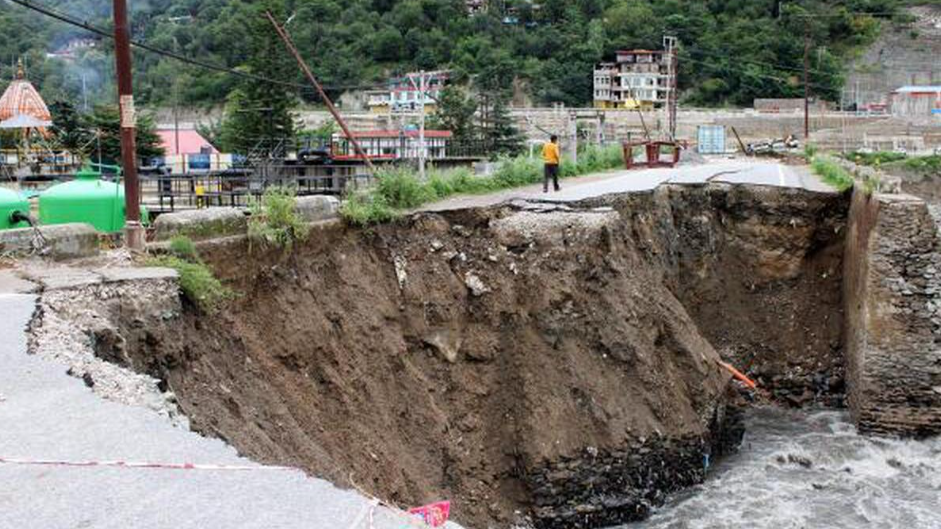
top-left (844, 189), bottom-right (941, 436)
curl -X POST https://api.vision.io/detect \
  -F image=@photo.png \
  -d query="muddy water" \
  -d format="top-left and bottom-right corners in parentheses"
top-left (621, 407), bottom-right (941, 529)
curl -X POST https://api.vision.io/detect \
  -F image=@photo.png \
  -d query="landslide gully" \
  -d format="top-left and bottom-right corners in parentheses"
top-left (125, 183), bottom-right (847, 529)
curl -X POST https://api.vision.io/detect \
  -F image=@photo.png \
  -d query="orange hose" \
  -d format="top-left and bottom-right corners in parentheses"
top-left (717, 360), bottom-right (758, 390)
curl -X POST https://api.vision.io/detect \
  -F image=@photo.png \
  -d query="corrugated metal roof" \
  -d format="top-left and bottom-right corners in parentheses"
top-left (893, 86), bottom-right (941, 94)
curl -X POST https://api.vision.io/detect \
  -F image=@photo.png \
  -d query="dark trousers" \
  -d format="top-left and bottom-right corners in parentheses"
top-left (544, 164), bottom-right (560, 192)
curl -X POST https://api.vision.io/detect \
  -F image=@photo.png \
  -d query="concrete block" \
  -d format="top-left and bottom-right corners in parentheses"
top-left (0, 223), bottom-right (99, 261)
top-left (152, 208), bottom-right (248, 242)
top-left (96, 267), bottom-right (178, 284)
top-left (21, 267), bottom-right (102, 291)
top-left (295, 196), bottom-right (340, 223)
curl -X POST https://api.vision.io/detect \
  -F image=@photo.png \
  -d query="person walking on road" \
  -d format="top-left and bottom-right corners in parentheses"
top-left (543, 135), bottom-right (561, 193)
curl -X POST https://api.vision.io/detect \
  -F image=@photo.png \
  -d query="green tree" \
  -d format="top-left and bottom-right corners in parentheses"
top-left (217, 0), bottom-right (298, 155)
top-left (83, 105), bottom-right (165, 165)
top-left (428, 86), bottom-right (477, 144)
top-left (479, 94), bottom-right (522, 157)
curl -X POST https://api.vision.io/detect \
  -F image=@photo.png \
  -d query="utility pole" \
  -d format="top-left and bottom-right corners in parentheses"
top-left (803, 28), bottom-right (811, 141)
top-left (419, 71), bottom-right (427, 180)
top-left (112, 0), bottom-right (143, 250)
top-left (265, 12), bottom-right (375, 172)
top-left (663, 36), bottom-right (678, 141)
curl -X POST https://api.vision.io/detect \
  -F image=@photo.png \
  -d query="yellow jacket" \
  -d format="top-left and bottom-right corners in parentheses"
top-left (542, 142), bottom-right (560, 165)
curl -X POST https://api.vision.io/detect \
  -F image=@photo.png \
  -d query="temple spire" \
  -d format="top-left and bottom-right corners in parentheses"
top-left (15, 58), bottom-right (25, 80)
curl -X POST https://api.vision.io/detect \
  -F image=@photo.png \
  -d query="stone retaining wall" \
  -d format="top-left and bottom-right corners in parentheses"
top-left (844, 189), bottom-right (941, 436)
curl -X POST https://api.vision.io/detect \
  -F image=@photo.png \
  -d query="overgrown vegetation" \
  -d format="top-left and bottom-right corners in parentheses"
top-left (248, 187), bottom-right (310, 249)
top-left (844, 151), bottom-right (907, 166)
top-left (812, 156), bottom-right (855, 192)
top-left (342, 144), bottom-right (624, 225)
top-left (904, 155), bottom-right (941, 176)
top-left (4, 0), bottom-right (904, 110)
top-left (148, 236), bottom-right (234, 313)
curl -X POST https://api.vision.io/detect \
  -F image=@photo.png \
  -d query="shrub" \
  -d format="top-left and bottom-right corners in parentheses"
top-left (375, 167), bottom-right (435, 209)
top-left (248, 187), bottom-right (310, 250)
top-left (904, 155), bottom-right (941, 175)
top-left (168, 235), bottom-right (198, 261)
top-left (340, 189), bottom-right (400, 226)
top-left (147, 255), bottom-right (234, 313)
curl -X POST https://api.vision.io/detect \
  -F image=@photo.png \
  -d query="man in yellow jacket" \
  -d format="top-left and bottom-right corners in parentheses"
top-left (542, 135), bottom-right (561, 193)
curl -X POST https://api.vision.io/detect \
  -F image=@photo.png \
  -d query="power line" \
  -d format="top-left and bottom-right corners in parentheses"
top-left (6, 0), bottom-right (388, 95)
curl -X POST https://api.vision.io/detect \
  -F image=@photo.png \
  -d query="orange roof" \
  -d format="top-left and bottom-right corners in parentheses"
top-left (0, 62), bottom-right (52, 124)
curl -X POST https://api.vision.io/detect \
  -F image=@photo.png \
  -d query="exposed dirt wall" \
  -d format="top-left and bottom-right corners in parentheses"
top-left (121, 183), bottom-right (848, 528)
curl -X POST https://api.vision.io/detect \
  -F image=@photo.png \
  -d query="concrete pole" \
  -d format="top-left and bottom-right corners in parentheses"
top-left (419, 71), bottom-right (426, 180)
top-left (113, 0), bottom-right (144, 250)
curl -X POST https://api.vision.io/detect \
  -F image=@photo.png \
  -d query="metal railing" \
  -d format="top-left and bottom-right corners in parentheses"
top-left (140, 163), bottom-right (373, 213)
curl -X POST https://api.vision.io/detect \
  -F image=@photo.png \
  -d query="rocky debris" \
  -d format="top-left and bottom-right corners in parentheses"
top-left (27, 270), bottom-right (188, 427)
top-left (529, 408), bottom-right (744, 529)
top-left (463, 272), bottom-right (490, 297)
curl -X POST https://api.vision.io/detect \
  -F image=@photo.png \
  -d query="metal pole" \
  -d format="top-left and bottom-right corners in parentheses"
top-left (112, 0), bottom-right (143, 249)
top-left (419, 71), bottom-right (426, 179)
top-left (803, 28), bottom-right (811, 141)
top-left (265, 11), bottom-right (375, 172)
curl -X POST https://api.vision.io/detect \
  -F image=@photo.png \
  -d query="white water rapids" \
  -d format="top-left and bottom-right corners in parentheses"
top-left (622, 407), bottom-right (941, 529)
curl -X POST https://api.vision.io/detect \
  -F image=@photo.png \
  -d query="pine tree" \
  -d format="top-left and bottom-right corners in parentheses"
top-left (219, 0), bottom-right (298, 156)
top-left (480, 93), bottom-right (523, 157)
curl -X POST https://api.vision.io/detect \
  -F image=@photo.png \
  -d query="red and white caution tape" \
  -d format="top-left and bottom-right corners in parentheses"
top-left (0, 456), bottom-right (296, 472)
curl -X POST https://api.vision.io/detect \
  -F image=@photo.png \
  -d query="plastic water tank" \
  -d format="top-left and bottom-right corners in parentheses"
top-left (40, 167), bottom-right (125, 233)
top-left (0, 187), bottom-right (30, 230)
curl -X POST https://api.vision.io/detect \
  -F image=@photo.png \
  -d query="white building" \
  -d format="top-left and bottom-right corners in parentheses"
top-left (594, 50), bottom-right (671, 110)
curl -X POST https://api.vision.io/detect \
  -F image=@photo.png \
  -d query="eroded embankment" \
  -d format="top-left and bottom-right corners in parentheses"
top-left (101, 183), bottom-right (845, 528)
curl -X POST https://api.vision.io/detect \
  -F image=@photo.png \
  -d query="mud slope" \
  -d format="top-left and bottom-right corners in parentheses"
top-left (126, 183), bottom-right (847, 529)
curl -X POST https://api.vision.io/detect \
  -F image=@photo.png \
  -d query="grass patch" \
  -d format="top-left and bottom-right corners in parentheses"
top-left (812, 156), bottom-right (855, 192)
top-left (147, 238), bottom-right (234, 313)
top-left (342, 145), bottom-right (624, 225)
top-left (903, 155), bottom-right (941, 176)
top-left (843, 151), bottom-right (907, 167)
top-left (168, 235), bottom-right (198, 261)
top-left (248, 187), bottom-right (310, 250)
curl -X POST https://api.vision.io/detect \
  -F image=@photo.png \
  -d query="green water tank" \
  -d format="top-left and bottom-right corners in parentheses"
top-left (0, 187), bottom-right (30, 230)
top-left (40, 167), bottom-right (126, 233)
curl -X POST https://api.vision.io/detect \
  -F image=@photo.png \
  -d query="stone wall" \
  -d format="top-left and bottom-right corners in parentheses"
top-left (844, 189), bottom-right (941, 437)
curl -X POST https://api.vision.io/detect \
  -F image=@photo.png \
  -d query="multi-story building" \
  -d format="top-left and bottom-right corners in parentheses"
top-left (367, 71), bottom-right (449, 114)
top-left (332, 130), bottom-right (453, 160)
top-left (594, 50), bottom-right (671, 110)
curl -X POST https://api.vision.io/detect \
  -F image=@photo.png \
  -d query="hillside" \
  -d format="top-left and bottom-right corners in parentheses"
top-left (0, 0), bottom-right (906, 109)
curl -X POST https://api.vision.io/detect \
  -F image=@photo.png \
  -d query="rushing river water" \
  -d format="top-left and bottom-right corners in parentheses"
top-left (622, 407), bottom-right (941, 529)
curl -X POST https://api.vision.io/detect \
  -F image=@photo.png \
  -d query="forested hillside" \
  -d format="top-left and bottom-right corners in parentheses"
top-left (0, 0), bottom-right (906, 109)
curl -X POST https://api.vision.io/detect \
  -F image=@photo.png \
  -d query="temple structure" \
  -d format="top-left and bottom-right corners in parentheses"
top-left (0, 60), bottom-right (52, 128)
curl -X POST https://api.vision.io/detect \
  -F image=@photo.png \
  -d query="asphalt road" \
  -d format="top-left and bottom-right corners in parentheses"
top-left (420, 159), bottom-right (833, 212)
top-left (0, 273), bottom-right (459, 529)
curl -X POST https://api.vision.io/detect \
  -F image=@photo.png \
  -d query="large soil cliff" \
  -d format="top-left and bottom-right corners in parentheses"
top-left (107, 183), bottom-right (846, 528)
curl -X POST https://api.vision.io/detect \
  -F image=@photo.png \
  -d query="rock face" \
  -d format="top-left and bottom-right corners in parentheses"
top-left (844, 190), bottom-right (941, 437)
top-left (101, 183), bottom-right (854, 529)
